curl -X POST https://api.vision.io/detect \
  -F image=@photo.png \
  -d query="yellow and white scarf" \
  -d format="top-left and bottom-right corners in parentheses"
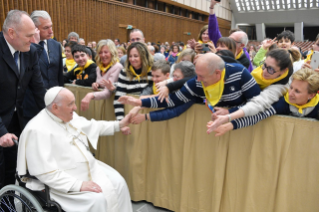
top-left (251, 66), bottom-right (289, 90)
top-left (65, 59), bottom-right (77, 72)
top-left (129, 65), bottom-right (151, 82)
top-left (73, 60), bottom-right (94, 78)
top-left (202, 69), bottom-right (225, 106)
top-left (284, 92), bottom-right (319, 114)
top-left (99, 60), bottom-right (119, 74)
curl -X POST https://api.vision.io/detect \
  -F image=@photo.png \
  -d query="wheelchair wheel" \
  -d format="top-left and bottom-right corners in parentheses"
top-left (0, 184), bottom-right (43, 212)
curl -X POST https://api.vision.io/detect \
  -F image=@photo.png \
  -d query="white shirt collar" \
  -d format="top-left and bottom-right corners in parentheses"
top-left (4, 36), bottom-right (18, 56)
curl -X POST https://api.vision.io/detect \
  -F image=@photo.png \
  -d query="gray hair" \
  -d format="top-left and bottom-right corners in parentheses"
top-left (130, 29), bottom-right (144, 38)
top-left (30, 10), bottom-right (51, 27)
top-left (79, 38), bottom-right (85, 42)
top-left (153, 53), bottom-right (165, 62)
top-left (239, 31), bottom-right (249, 46)
top-left (68, 32), bottom-right (79, 41)
top-left (174, 61), bottom-right (196, 78)
top-left (206, 54), bottom-right (225, 74)
top-left (148, 45), bottom-right (155, 52)
top-left (2, 10), bottom-right (29, 33)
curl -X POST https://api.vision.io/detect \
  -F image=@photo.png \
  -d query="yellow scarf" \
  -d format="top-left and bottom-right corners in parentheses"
top-left (251, 65), bottom-right (289, 90)
top-left (129, 65), bottom-right (151, 82)
top-left (304, 50), bottom-right (313, 62)
top-left (99, 60), bottom-right (119, 74)
top-left (152, 83), bottom-right (159, 95)
top-left (236, 49), bottom-right (244, 60)
top-left (201, 69), bottom-right (225, 106)
top-left (65, 59), bottom-right (77, 72)
top-left (73, 60), bottom-right (94, 78)
top-left (198, 40), bottom-right (212, 44)
top-left (284, 92), bottom-right (319, 114)
top-left (62, 53), bottom-right (66, 58)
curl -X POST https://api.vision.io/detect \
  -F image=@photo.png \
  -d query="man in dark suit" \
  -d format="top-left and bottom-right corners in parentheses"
top-left (0, 10), bottom-right (46, 189)
top-left (23, 10), bottom-right (64, 124)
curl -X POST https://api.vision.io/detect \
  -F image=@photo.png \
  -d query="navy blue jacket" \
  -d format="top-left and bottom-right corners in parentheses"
top-left (23, 39), bottom-right (64, 121)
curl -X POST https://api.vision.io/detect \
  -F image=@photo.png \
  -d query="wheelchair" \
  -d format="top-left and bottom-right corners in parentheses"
top-left (0, 172), bottom-right (63, 212)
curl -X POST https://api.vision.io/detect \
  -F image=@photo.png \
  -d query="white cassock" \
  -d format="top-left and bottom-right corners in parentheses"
top-left (17, 109), bottom-right (133, 212)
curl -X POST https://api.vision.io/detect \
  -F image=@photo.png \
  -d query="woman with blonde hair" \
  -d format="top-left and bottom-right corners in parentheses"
top-left (210, 67), bottom-right (319, 135)
top-left (81, 39), bottom-right (123, 111)
top-left (117, 46), bottom-right (126, 59)
top-left (113, 42), bottom-right (153, 121)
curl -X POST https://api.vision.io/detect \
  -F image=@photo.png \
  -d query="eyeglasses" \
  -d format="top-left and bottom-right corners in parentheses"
top-left (262, 62), bottom-right (278, 75)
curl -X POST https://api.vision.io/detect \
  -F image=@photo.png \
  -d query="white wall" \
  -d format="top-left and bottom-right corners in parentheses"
top-left (173, 0), bottom-right (232, 21)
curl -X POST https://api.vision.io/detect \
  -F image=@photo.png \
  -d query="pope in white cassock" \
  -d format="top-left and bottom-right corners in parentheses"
top-left (16, 87), bottom-right (133, 212)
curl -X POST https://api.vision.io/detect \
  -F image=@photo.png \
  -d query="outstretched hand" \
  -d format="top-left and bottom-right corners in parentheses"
top-left (213, 123), bottom-right (234, 137)
top-left (101, 79), bottom-right (116, 92)
top-left (206, 114), bottom-right (229, 134)
top-left (118, 96), bottom-right (142, 106)
top-left (157, 86), bottom-right (170, 103)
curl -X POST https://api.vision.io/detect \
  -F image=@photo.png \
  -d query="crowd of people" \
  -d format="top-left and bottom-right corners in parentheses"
top-left (0, 0), bottom-right (319, 211)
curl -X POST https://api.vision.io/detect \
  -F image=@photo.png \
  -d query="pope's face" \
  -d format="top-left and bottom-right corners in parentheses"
top-left (55, 90), bottom-right (77, 122)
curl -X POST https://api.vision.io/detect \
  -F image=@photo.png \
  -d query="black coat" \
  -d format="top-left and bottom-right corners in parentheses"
top-left (0, 32), bottom-right (46, 136)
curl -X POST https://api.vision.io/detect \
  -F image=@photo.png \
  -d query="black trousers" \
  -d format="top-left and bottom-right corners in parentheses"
top-left (0, 112), bottom-right (21, 190)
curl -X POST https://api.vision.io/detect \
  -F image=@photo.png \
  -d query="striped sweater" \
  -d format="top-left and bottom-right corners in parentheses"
top-left (141, 63), bottom-right (261, 112)
top-left (232, 97), bottom-right (319, 129)
top-left (114, 69), bottom-right (153, 120)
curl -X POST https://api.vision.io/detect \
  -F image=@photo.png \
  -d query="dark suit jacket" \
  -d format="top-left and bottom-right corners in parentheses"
top-left (23, 39), bottom-right (64, 120)
top-left (0, 32), bottom-right (46, 137)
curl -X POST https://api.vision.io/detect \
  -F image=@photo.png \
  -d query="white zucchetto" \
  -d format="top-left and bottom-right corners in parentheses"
top-left (45, 86), bottom-right (64, 106)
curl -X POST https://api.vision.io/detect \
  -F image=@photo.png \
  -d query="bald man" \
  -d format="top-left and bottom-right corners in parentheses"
top-left (0, 10), bottom-right (46, 189)
top-left (17, 87), bottom-right (133, 212)
top-left (119, 53), bottom-right (261, 118)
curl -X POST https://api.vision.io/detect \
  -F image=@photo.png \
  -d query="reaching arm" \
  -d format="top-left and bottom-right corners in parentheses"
top-left (208, 1), bottom-right (222, 46)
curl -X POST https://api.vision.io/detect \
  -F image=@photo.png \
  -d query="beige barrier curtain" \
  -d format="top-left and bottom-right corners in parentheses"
top-left (67, 85), bottom-right (319, 212)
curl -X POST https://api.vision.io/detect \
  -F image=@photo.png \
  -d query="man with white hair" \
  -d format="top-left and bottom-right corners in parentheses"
top-left (23, 10), bottom-right (64, 125)
top-left (17, 87), bottom-right (133, 212)
top-left (119, 53), bottom-right (261, 116)
top-left (0, 10), bottom-right (46, 190)
top-left (68, 32), bottom-right (79, 42)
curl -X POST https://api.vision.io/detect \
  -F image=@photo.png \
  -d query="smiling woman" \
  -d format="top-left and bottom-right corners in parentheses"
top-left (113, 42), bottom-right (153, 121)
top-left (210, 67), bottom-right (319, 136)
top-left (80, 39), bottom-right (123, 112)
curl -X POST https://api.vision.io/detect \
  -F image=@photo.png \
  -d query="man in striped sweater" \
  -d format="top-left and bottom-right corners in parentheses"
top-left (119, 53), bottom-right (261, 119)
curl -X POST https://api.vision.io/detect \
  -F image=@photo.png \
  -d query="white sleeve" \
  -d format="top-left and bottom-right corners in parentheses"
top-left (36, 170), bottom-right (83, 193)
top-left (241, 84), bottom-right (288, 116)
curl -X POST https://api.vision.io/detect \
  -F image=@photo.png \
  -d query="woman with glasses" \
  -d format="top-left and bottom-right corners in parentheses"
top-left (208, 68), bottom-right (319, 135)
top-left (207, 48), bottom-right (301, 131)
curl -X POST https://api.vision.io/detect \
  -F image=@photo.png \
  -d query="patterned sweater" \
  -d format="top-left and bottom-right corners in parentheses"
top-left (141, 63), bottom-right (261, 114)
top-left (114, 69), bottom-right (152, 120)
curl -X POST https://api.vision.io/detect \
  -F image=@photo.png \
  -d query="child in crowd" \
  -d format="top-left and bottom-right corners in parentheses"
top-left (140, 60), bottom-right (170, 97)
top-left (253, 30), bottom-right (294, 66)
top-left (64, 44), bottom-right (97, 86)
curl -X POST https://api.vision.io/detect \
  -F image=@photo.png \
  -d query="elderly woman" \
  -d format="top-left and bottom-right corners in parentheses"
top-left (209, 67), bottom-right (319, 135)
top-left (81, 39), bottom-right (123, 111)
top-left (113, 42), bottom-right (153, 121)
